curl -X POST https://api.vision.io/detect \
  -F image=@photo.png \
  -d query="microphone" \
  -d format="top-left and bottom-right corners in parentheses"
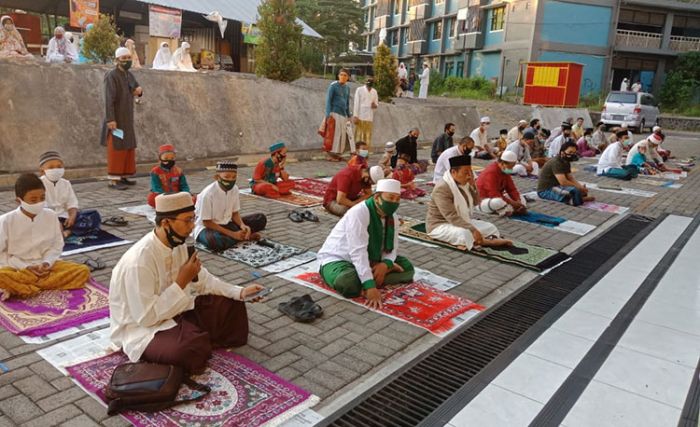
top-left (185, 237), bottom-right (199, 283)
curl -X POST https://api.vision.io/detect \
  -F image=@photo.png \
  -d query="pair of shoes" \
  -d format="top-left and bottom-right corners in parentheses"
top-left (278, 295), bottom-right (323, 323)
top-left (288, 209), bottom-right (319, 223)
top-left (119, 178), bottom-right (137, 186)
top-left (108, 182), bottom-right (128, 191)
top-left (102, 216), bottom-right (128, 227)
top-left (83, 257), bottom-right (106, 272)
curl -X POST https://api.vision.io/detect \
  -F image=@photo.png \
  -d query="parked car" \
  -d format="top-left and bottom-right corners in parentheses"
top-left (601, 91), bottom-right (660, 133)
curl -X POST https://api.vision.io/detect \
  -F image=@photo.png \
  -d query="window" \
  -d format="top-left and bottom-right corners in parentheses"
top-left (402, 28), bottom-right (408, 44)
top-left (433, 21), bottom-right (443, 40)
top-left (394, 0), bottom-right (402, 15)
top-left (490, 6), bottom-right (505, 31)
top-left (606, 93), bottom-right (637, 104)
top-left (456, 61), bottom-right (464, 77)
top-left (449, 17), bottom-right (457, 38)
top-left (445, 62), bottom-right (454, 77)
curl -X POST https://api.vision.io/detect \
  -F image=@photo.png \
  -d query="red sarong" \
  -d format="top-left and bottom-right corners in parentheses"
top-left (106, 133), bottom-right (136, 177)
top-left (318, 116), bottom-right (336, 152)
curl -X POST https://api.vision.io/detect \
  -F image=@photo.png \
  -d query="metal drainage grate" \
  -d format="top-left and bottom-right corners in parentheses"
top-left (326, 215), bottom-right (655, 427)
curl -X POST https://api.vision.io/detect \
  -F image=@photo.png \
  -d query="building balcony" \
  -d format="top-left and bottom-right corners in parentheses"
top-left (615, 29), bottom-right (662, 49)
top-left (669, 35), bottom-right (700, 52)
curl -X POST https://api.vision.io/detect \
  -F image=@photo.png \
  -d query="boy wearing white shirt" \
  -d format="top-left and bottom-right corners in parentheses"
top-left (0, 174), bottom-right (89, 300)
top-left (38, 151), bottom-right (79, 238)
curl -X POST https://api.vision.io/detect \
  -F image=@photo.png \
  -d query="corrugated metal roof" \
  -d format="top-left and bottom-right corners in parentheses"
top-left (135, 0), bottom-right (322, 37)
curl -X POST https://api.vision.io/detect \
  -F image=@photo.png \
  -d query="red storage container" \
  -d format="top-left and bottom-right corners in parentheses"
top-left (523, 62), bottom-right (583, 108)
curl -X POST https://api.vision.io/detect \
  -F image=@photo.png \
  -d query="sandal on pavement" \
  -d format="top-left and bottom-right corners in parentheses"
top-left (108, 182), bottom-right (128, 191)
top-left (278, 296), bottom-right (318, 323)
top-left (102, 216), bottom-right (129, 227)
top-left (119, 178), bottom-right (137, 186)
top-left (83, 257), bottom-right (106, 272)
top-left (301, 210), bottom-right (319, 222)
top-left (288, 210), bottom-right (304, 223)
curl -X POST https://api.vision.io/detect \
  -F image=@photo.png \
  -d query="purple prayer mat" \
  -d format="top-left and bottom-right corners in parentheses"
top-left (0, 279), bottom-right (109, 337)
top-left (67, 350), bottom-right (319, 427)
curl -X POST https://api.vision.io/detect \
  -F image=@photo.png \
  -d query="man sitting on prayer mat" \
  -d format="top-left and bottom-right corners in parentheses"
top-left (251, 141), bottom-right (296, 199)
top-left (318, 179), bottom-right (415, 309)
top-left (147, 144), bottom-right (195, 208)
top-left (195, 161), bottom-right (267, 252)
top-left (433, 135), bottom-right (475, 184)
top-left (476, 151), bottom-right (528, 216)
top-left (537, 141), bottom-right (594, 206)
top-left (0, 174), bottom-right (89, 300)
top-left (427, 155), bottom-right (512, 251)
top-left (324, 165), bottom-right (384, 217)
top-left (109, 192), bottom-right (265, 374)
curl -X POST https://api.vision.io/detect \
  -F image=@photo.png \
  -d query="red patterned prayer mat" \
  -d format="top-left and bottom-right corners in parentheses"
top-left (291, 178), bottom-right (330, 198)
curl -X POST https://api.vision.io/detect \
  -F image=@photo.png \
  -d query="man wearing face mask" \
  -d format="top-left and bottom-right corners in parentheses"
top-left (46, 26), bottom-right (77, 63)
top-left (110, 192), bottom-right (265, 374)
top-left (537, 141), bottom-right (594, 206)
top-left (101, 47), bottom-right (143, 191)
top-left (431, 123), bottom-right (456, 163)
top-left (433, 136), bottom-right (475, 184)
top-left (324, 165), bottom-right (384, 217)
top-left (251, 141), bottom-right (296, 198)
top-left (392, 128), bottom-right (428, 173)
top-left (476, 151), bottom-right (527, 216)
top-left (147, 144), bottom-right (194, 208)
top-left (507, 120), bottom-right (528, 143)
top-left (353, 77), bottom-right (379, 150)
top-left (427, 156), bottom-right (512, 251)
top-left (469, 117), bottom-right (491, 158)
top-left (547, 123), bottom-right (572, 158)
top-left (318, 179), bottom-right (415, 309)
top-left (505, 131), bottom-right (540, 177)
top-left (0, 174), bottom-right (89, 301)
top-left (596, 130), bottom-right (639, 180)
top-left (195, 161), bottom-right (267, 251)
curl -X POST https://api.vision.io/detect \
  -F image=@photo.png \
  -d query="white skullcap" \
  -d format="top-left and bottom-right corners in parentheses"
top-left (155, 192), bottom-right (195, 215)
top-left (500, 151), bottom-right (518, 163)
top-left (182, 41), bottom-right (191, 49)
top-left (384, 141), bottom-right (396, 152)
top-left (115, 47), bottom-right (130, 58)
top-left (653, 126), bottom-right (661, 133)
top-left (54, 26), bottom-right (65, 34)
top-left (376, 179), bottom-right (401, 194)
top-left (518, 120), bottom-right (527, 125)
top-left (648, 133), bottom-right (663, 144)
top-left (369, 166), bottom-right (384, 184)
top-left (480, 116), bottom-right (491, 123)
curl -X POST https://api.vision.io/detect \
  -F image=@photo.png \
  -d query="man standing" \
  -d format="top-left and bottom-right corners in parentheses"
top-left (353, 78), bottom-right (379, 150)
top-left (431, 123), bottom-right (456, 163)
top-left (631, 80), bottom-right (642, 92)
top-left (318, 179), bottom-right (415, 309)
top-left (537, 141), bottom-right (594, 206)
top-left (418, 63), bottom-right (430, 99)
top-left (507, 120), bottom-right (527, 142)
top-left (476, 151), bottom-right (527, 216)
top-left (323, 68), bottom-right (353, 161)
top-left (102, 47), bottom-right (143, 190)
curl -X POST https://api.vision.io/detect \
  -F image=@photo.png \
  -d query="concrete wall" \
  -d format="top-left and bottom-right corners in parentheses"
top-left (0, 60), bottom-right (480, 173)
top-left (540, 1), bottom-right (612, 47)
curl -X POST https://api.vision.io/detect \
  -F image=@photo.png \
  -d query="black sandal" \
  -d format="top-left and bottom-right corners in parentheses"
top-left (278, 295), bottom-right (322, 322)
top-left (83, 257), bottom-right (106, 272)
top-left (288, 210), bottom-right (304, 223)
top-left (102, 216), bottom-right (129, 227)
top-left (301, 210), bottom-right (319, 222)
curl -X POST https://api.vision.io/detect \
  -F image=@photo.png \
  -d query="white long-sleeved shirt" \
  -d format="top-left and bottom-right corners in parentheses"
top-left (317, 202), bottom-right (398, 288)
top-left (469, 127), bottom-right (488, 148)
top-left (194, 182), bottom-right (241, 240)
top-left (40, 176), bottom-right (79, 219)
top-left (109, 231), bottom-right (244, 362)
top-left (507, 126), bottom-right (522, 142)
top-left (0, 208), bottom-right (63, 270)
top-left (597, 141), bottom-right (625, 174)
top-left (505, 140), bottom-right (532, 164)
top-left (353, 85), bottom-right (378, 122)
top-left (625, 140), bottom-right (663, 166)
top-left (547, 135), bottom-right (566, 158)
top-left (433, 145), bottom-right (463, 184)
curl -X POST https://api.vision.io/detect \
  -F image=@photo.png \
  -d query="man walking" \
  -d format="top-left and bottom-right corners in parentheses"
top-left (353, 77), bottom-right (379, 150)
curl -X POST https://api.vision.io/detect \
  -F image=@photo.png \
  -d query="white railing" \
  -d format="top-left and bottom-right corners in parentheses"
top-left (615, 29), bottom-right (662, 49)
top-left (669, 35), bottom-right (700, 52)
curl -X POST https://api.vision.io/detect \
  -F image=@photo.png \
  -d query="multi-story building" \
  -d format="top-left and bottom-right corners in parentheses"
top-left (360, 0), bottom-right (700, 96)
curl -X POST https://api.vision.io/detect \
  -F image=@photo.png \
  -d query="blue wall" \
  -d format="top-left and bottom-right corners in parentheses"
top-left (541, 1), bottom-right (612, 47)
top-left (483, 9), bottom-right (504, 47)
top-left (428, 22), bottom-right (442, 54)
top-left (537, 51), bottom-right (606, 95)
top-left (469, 52), bottom-right (501, 80)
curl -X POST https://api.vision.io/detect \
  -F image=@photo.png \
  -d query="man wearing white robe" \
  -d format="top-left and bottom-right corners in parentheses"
top-left (433, 136), bottom-right (474, 184)
top-left (353, 78), bottom-right (379, 149)
top-left (426, 155), bottom-right (512, 251)
top-left (418, 63), bottom-right (430, 99)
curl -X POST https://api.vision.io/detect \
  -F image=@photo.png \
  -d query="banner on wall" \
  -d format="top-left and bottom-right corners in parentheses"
top-left (69, 0), bottom-right (99, 28)
top-left (149, 5), bottom-right (182, 38)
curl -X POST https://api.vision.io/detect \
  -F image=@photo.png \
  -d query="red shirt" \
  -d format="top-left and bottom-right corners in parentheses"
top-left (476, 161), bottom-right (520, 201)
top-left (324, 166), bottom-right (364, 206)
top-left (392, 165), bottom-right (414, 185)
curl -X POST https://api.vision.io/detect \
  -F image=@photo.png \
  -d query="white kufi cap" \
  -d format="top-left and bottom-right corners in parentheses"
top-left (115, 47), bottom-right (130, 58)
top-left (369, 166), bottom-right (384, 184)
top-left (500, 151), bottom-right (518, 163)
top-left (480, 116), bottom-right (491, 123)
top-left (376, 179), bottom-right (401, 194)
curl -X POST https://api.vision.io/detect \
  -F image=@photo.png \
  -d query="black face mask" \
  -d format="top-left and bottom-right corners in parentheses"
top-left (564, 153), bottom-right (579, 162)
top-left (447, 130), bottom-right (455, 136)
top-left (164, 223), bottom-right (188, 247)
top-left (160, 160), bottom-right (175, 170)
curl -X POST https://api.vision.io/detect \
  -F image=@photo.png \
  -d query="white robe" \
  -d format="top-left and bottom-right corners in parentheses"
top-left (0, 208), bottom-right (63, 270)
top-left (597, 141), bottom-right (625, 174)
top-left (418, 68), bottom-right (430, 99)
top-left (353, 85), bottom-right (379, 122)
top-left (433, 145), bottom-right (463, 183)
top-left (152, 45), bottom-right (174, 70)
top-left (626, 140), bottom-right (663, 166)
top-left (46, 36), bottom-right (77, 63)
top-left (40, 176), bottom-right (79, 219)
top-left (171, 47), bottom-right (196, 72)
top-left (194, 181), bottom-right (241, 240)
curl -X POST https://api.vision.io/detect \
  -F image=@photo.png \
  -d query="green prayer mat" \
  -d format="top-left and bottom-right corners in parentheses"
top-left (399, 219), bottom-right (570, 272)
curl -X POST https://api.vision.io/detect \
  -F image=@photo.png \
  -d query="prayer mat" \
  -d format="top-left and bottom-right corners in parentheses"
top-left (197, 239), bottom-right (303, 268)
top-left (0, 279), bottom-right (109, 337)
top-left (239, 188), bottom-right (322, 208)
top-left (582, 201), bottom-right (629, 215)
top-left (635, 178), bottom-right (682, 189)
top-left (260, 251), bottom-right (317, 273)
top-left (509, 212), bottom-right (595, 236)
top-left (67, 350), bottom-right (319, 427)
top-left (119, 204), bottom-right (156, 223)
top-left (277, 264), bottom-right (482, 336)
top-left (290, 178), bottom-right (329, 198)
top-left (398, 220), bottom-right (570, 272)
top-left (62, 230), bottom-right (131, 256)
top-left (581, 182), bottom-right (656, 198)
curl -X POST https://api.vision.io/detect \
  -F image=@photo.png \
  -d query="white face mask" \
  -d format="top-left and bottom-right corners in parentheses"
top-left (20, 200), bottom-right (45, 215)
top-left (358, 149), bottom-right (369, 158)
top-left (44, 168), bottom-right (65, 182)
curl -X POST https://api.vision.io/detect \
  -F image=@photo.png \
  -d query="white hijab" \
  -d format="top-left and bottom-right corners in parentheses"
top-left (443, 171), bottom-right (474, 223)
top-left (171, 41), bottom-right (196, 72)
top-left (152, 42), bottom-right (173, 70)
top-left (398, 62), bottom-right (407, 79)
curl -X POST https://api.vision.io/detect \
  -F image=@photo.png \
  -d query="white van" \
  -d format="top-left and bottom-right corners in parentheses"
top-left (601, 91), bottom-right (660, 133)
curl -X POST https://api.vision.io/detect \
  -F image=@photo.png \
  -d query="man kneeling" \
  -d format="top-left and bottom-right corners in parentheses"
top-left (427, 155), bottom-right (512, 250)
top-left (109, 192), bottom-right (264, 374)
top-left (317, 179), bottom-right (415, 309)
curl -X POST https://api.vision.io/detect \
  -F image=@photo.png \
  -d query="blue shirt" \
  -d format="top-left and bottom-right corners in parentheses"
top-left (325, 81), bottom-right (350, 118)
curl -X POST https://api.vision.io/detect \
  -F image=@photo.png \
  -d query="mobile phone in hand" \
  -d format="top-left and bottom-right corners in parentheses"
top-left (244, 287), bottom-right (274, 302)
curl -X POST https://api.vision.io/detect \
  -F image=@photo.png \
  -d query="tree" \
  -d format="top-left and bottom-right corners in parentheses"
top-left (81, 14), bottom-right (119, 64)
top-left (255, 0), bottom-right (303, 82)
top-left (660, 52), bottom-right (700, 111)
top-left (373, 42), bottom-right (398, 101)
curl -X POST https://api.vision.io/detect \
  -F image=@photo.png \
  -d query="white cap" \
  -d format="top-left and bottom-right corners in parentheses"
top-left (653, 126), bottom-right (661, 133)
top-left (155, 192), bottom-right (195, 215)
top-left (384, 141), bottom-right (396, 152)
top-left (648, 133), bottom-right (663, 144)
top-left (182, 41), bottom-right (191, 49)
top-left (376, 179), bottom-right (401, 194)
top-left (518, 120), bottom-right (527, 125)
top-left (480, 116), bottom-right (491, 123)
top-left (369, 166), bottom-right (384, 184)
top-left (115, 47), bottom-right (130, 58)
top-left (500, 151), bottom-right (518, 163)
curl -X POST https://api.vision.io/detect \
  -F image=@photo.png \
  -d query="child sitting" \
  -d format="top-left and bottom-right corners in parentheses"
top-left (392, 153), bottom-right (427, 200)
top-left (495, 129), bottom-right (509, 157)
top-left (38, 151), bottom-right (79, 238)
top-left (347, 141), bottom-right (369, 168)
top-left (629, 144), bottom-right (658, 175)
top-left (576, 128), bottom-right (597, 157)
top-left (251, 141), bottom-right (296, 198)
top-left (379, 141), bottom-right (395, 177)
top-left (148, 144), bottom-right (194, 208)
top-left (0, 174), bottom-right (90, 300)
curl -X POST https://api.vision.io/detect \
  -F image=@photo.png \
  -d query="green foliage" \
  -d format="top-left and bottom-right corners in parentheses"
top-left (660, 52), bottom-right (700, 111)
top-left (255, 0), bottom-right (303, 82)
top-left (300, 40), bottom-right (324, 74)
top-left (578, 92), bottom-right (603, 111)
top-left (420, 72), bottom-right (495, 100)
top-left (373, 43), bottom-right (399, 101)
top-left (81, 14), bottom-right (119, 64)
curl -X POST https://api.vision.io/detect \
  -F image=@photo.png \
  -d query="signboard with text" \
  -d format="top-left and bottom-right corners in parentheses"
top-left (148, 5), bottom-right (182, 38)
top-left (69, 0), bottom-right (99, 28)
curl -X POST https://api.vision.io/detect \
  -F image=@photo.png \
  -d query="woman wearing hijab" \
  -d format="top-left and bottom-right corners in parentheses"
top-left (46, 26), bottom-right (77, 63)
top-left (398, 62), bottom-right (408, 97)
top-left (152, 42), bottom-right (173, 70)
top-left (0, 16), bottom-right (33, 58)
top-left (171, 41), bottom-right (196, 72)
top-left (125, 39), bottom-right (141, 69)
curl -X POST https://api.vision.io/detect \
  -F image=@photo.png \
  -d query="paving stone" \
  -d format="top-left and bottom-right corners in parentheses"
top-left (344, 345), bottom-right (386, 366)
top-left (20, 404), bottom-right (82, 427)
top-left (331, 353), bottom-right (372, 374)
top-left (99, 417), bottom-right (132, 427)
top-left (261, 352), bottom-right (301, 372)
top-left (35, 387), bottom-right (86, 412)
top-left (0, 368), bottom-right (33, 388)
top-left (13, 376), bottom-right (56, 401)
top-left (49, 377), bottom-right (75, 391)
top-left (58, 414), bottom-right (101, 427)
top-left (302, 368), bottom-right (347, 392)
top-left (366, 333), bottom-right (409, 352)
top-left (316, 360), bottom-right (361, 383)
top-left (275, 366), bottom-right (302, 381)
top-left (75, 397), bottom-right (109, 422)
top-left (28, 362), bottom-right (63, 382)
top-left (0, 416), bottom-right (15, 426)
top-left (4, 353), bottom-right (42, 371)
top-left (260, 337), bottom-right (300, 357)
top-left (319, 338), bottom-right (355, 358)
top-left (290, 376), bottom-right (332, 400)
top-left (0, 395), bottom-right (43, 425)
top-left (0, 384), bottom-right (19, 400)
